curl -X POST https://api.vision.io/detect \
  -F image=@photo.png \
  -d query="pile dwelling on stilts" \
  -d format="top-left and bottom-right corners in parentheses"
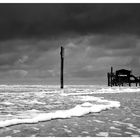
top-left (107, 67), bottom-right (140, 87)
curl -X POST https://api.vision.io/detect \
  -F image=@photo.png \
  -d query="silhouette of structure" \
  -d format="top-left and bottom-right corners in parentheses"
top-left (107, 67), bottom-right (140, 87)
top-left (60, 46), bottom-right (64, 89)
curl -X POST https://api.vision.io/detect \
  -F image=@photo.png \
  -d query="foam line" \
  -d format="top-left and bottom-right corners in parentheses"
top-left (0, 98), bottom-right (120, 128)
top-left (62, 87), bottom-right (140, 96)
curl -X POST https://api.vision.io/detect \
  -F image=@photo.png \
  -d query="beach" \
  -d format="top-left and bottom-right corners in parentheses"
top-left (1, 3), bottom-right (140, 138)
top-left (0, 88), bottom-right (140, 137)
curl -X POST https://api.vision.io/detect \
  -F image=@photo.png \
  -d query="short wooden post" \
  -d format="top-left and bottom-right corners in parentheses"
top-left (107, 73), bottom-right (110, 86)
top-left (118, 77), bottom-right (121, 87)
top-left (139, 77), bottom-right (140, 86)
top-left (129, 78), bottom-right (131, 87)
top-left (111, 67), bottom-right (113, 87)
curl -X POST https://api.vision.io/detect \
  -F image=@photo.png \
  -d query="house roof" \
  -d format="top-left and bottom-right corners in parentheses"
top-left (116, 69), bottom-right (131, 75)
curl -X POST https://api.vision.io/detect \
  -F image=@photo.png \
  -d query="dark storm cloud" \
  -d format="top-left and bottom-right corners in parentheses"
top-left (65, 35), bottom-right (139, 59)
top-left (0, 38), bottom-right (64, 69)
top-left (87, 35), bottom-right (138, 50)
top-left (64, 34), bottom-right (140, 80)
top-left (0, 4), bottom-right (139, 65)
top-left (71, 69), bottom-right (105, 78)
top-left (1, 3), bottom-right (140, 84)
top-left (0, 4), bottom-right (140, 41)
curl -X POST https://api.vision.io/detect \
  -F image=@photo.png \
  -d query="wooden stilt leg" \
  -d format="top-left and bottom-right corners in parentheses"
top-left (139, 77), bottom-right (140, 86)
top-left (111, 67), bottom-right (113, 87)
top-left (107, 73), bottom-right (110, 86)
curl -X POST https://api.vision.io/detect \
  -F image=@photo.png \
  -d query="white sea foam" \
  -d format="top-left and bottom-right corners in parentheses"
top-left (79, 96), bottom-right (105, 102)
top-left (59, 86), bottom-right (140, 96)
top-left (0, 84), bottom-right (138, 129)
top-left (1, 102), bottom-right (14, 105)
top-left (23, 99), bottom-right (46, 105)
top-left (96, 132), bottom-right (109, 137)
top-left (0, 96), bottom-right (120, 128)
top-left (0, 85), bottom-right (140, 96)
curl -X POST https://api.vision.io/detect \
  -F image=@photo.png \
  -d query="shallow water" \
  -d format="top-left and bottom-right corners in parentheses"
top-left (0, 85), bottom-right (140, 136)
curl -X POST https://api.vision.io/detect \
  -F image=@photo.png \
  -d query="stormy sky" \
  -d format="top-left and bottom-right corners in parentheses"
top-left (0, 3), bottom-right (140, 85)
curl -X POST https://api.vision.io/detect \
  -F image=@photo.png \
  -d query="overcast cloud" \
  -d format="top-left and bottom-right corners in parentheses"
top-left (0, 4), bottom-right (140, 85)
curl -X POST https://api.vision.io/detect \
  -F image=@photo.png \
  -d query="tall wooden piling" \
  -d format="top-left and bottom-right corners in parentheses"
top-left (60, 46), bottom-right (64, 89)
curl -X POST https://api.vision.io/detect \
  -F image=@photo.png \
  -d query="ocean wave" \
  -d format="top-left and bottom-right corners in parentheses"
top-left (0, 97), bottom-right (120, 128)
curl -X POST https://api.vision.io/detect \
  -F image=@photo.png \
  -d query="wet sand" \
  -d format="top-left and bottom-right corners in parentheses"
top-left (0, 92), bottom-right (140, 137)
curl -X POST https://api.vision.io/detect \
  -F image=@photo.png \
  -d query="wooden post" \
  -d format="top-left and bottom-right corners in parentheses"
top-left (118, 77), bottom-right (121, 87)
top-left (107, 73), bottom-right (110, 86)
top-left (129, 77), bottom-right (131, 87)
top-left (60, 46), bottom-right (64, 89)
top-left (139, 77), bottom-right (140, 86)
top-left (111, 67), bottom-right (113, 87)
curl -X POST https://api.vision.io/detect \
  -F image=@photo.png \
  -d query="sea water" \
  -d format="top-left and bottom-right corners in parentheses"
top-left (0, 85), bottom-right (140, 128)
